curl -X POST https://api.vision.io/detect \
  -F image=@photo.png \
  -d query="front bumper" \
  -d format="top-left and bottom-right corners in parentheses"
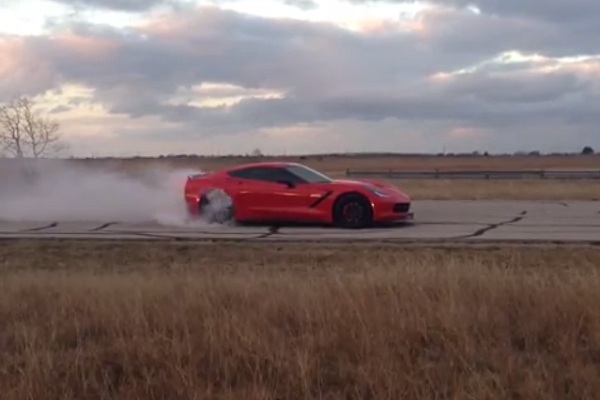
top-left (372, 199), bottom-right (414, 223)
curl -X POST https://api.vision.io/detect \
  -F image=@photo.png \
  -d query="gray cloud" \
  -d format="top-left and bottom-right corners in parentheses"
top-left (1, 3), bottom-right (599, 153)
top-left (50, 0), bottom-right (172, 12)
top-left (426, 0), bottom-right (600, 23)
top-left (49, 105), bottom-right (72, 113)
top-left (350, 0), bottom-right (600, 56)
top-left (441, 68), bottom-right (589, 104)
top-left (283, 0), bottom-right (318, 9)
top-left (346, 0), bottom-right (600, 22)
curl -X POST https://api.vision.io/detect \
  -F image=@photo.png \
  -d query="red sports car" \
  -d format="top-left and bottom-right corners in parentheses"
top-left (183, 162), bottom-right (413, 228)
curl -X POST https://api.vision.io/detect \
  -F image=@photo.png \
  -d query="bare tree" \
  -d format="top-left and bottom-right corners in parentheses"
top-left (0, 96), bottom-right (66, 158)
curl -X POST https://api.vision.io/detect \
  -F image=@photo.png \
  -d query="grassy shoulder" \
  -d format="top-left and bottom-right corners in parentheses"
top-left (82, 153), bottom-right (600, 174)
top-left (390, 179), bottom-right (600, 200)
top-left (1, 241), bottom-right (600, 400)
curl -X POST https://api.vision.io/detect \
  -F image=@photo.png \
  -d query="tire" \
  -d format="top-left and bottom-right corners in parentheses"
top-left (198, 188), bottom-right (234, 224)
top-left (332, 193), bottom-right (373, 228)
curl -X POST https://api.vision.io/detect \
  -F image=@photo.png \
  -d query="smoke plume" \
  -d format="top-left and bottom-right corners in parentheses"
top-left (0, 158), bottom-right (207, 226)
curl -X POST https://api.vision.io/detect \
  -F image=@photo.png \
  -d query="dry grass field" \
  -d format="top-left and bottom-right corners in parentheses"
top-left (1, 154), bottom-right (598, 200)
top-left (2, 240), bottom-right (600, 400)
top-left (390, 179), bottom-right (600, 200)
top-left (76, 153), bottom-right (600, 175)
top-left (70, 153), bottom-right (600, 200)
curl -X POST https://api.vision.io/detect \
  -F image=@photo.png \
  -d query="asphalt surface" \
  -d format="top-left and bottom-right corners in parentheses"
top-left (0, 200), bottom-right (599, 243)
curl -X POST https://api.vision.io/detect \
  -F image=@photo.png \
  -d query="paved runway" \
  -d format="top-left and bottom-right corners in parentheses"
top-left (0, 200), bottom-right (599, 243)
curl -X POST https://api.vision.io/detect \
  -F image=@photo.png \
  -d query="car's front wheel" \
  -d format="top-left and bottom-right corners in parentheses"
top-left (332, 193), bottom-right (373, 228)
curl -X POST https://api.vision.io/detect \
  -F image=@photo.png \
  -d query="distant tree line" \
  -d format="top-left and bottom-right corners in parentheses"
top-left (0, 96), bottom-right (595, 159)
top-left (582, 146), bottom-right (594, 155)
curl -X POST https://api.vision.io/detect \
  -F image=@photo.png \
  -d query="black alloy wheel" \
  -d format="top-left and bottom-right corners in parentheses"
top-left (332, 193), bottom-right (373, 228)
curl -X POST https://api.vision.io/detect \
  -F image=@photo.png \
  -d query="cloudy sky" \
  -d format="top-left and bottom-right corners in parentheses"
top-left (1, 0), bottom-right (599, 157)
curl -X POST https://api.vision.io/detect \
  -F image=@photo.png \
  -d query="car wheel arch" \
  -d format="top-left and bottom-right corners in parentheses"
top-left (331, 191), bottom-right (374, 227)
top-left (332, 190), bottom-right (372, 207)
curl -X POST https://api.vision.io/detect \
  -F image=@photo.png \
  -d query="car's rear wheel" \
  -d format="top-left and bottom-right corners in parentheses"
top-left (198, 188), bottom-right (234, 224)
top-left (332, 193), bottom-right (373, 228)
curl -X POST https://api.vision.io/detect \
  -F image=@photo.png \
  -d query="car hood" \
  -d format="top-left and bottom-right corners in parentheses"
top-left (328, 178), bottom-right (410, 198)
top-left (330, 178), bottom-right (394, 188)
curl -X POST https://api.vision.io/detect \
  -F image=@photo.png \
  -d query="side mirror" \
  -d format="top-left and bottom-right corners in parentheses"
top-left (277, 180), bottom-right (295, 188)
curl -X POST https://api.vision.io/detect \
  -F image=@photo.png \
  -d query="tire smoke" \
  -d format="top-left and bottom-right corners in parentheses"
top-left (0, 158), bottom-right (205, 226)
top-left (199, 188), bottom-right (234, 224)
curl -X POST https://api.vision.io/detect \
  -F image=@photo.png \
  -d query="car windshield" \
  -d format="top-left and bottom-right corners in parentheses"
top-left (285, 164), bottom-right (332, 183)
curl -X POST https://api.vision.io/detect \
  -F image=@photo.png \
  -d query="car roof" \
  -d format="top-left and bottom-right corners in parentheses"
top-left (224, 161), bottom-right (301, 171)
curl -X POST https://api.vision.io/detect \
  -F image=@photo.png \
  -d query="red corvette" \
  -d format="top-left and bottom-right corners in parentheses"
top-left (184, 162), bottom-right (413, 228)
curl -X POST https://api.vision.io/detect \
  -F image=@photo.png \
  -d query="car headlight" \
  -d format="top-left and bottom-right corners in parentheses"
top-left (368, 187), bottom-right (390, 197)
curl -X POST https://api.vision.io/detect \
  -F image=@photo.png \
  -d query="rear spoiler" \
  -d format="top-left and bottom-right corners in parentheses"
top-left (187, 172), bottom-right (208, 179)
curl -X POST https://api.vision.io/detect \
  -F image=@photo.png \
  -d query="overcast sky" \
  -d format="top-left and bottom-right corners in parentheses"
top-left (1, 0), bottom-right (599, 156)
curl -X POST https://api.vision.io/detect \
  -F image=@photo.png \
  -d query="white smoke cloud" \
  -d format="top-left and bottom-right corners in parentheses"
top-left (0, 158), bottom-right (210, 226)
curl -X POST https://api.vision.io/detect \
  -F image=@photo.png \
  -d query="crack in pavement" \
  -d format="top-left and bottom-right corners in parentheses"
top-left (123, 231), bottom-right (272, 241)
top-left (257, 225), bottom-right (281, 239)
top-left (453, 211), bottom-right (528, 240)
top-left (21, 222), bottom-right (58, 232)
top-left (0, 234), bottom-right (597, 246)
top-left (89, 222), bottom-right (118, 232)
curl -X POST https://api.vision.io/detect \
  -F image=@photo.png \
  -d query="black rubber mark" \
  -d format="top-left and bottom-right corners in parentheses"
top-left (455, 211), bottom-right (527, 239)
top-left (257, 225), bottom-right (281, 238)
top-left (89, 222), bottom-right (118, 232)
top-left (128, 232), bottom-right (187, 240)
top-left (406, 221), bottom-right (489, 226)
top-left (559, 202), bottom-right (569, 207)
top-left (22, 222), bottom-right (58, 232)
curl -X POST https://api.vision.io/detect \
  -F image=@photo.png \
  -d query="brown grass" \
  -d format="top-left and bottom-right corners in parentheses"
top-left (71, 154), bottom-right (600, 200)
top-left (2, 240), bottom-right (600, 399)
top-left (391, 179), bottom-right (600, 200)
top-left (74, 153), bottom-right (600, 175)
top-left (3, 154), bottom-right (598, 200)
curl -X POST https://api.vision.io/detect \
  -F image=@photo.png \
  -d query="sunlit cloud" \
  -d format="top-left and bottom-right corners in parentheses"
top-left (431, 50), bottom-right (600, 79)
top-left (0, 0), bottom-right (431, 35)
top-left (0, 0), bottom-right (69, 35)
top-left (0, 0), bottom-right (599, 156)
top-left (449, 126), bottom-right (486, 139)
top-left (170, 0), bottom-right (430, 32)
top-left (167, 82), bottom-right (285, 109)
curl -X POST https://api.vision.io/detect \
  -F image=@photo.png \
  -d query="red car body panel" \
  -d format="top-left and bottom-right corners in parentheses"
top-left (183, 162), bottom-right (413, 225)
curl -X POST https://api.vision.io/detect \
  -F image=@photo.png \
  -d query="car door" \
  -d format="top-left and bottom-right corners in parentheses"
top-left (250, 168), bottom-right (330, 222)
top-left (227, 167), bottom-right (318, 222)
top-left (275, 182), bottom-right (331, 222)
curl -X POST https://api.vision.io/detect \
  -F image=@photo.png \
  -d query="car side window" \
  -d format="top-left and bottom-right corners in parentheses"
top-left (228, 167), bottom-right (265, 180)
top-left (228, 167), bottom-right (300, 183)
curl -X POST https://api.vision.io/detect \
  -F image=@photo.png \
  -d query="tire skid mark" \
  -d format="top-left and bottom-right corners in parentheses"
top-left (125, 232), bottom-right (273, 242)
top-left (256, 222), bottom-right (416, 236)
top-left (21, 222), bottom-right (58, 232)
top-left (89, 222), bottom-right (118, 232)
top-left (454, 211), bottom-right (528, 240)
top-left (256, 225), bottom-right (281, 238)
